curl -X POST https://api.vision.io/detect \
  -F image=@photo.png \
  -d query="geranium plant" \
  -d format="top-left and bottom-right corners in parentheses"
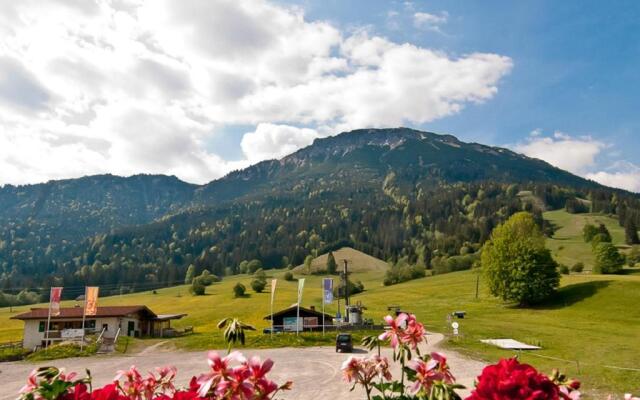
top-left (342, 313), bottom-right (587, 400)
top-left (18, 351), bottom-right (291, 400)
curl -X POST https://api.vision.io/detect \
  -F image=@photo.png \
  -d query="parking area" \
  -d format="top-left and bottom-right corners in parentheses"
top-left (0, 333), bottom-right (485, 399)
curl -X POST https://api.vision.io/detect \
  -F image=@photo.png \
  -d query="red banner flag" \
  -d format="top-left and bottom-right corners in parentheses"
top-left (50, 287), bottom-right (62, 317)
top-left (84, 287), bottom-right (99, 316)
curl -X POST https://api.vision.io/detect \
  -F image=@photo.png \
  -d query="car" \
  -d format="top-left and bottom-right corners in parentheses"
top-left (335, 333), bottom-right (353, 353)
top-left (262, 327), bottom-right (283, 334)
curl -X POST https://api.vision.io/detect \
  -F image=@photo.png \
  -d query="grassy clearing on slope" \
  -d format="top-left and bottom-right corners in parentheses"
top-left (544, 210), bottom-right (629, 271)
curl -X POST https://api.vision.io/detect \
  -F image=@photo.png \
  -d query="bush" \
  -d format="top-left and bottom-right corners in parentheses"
top-left (247, 259), bottom-right (263, 274)
top-left (190, 280), bottom-right (206, 296)
top-left (383, 257), bottom-right (427, 286)
top-left (431, 254), bottom-right (478, 275)
top-left (283, 271), bottom-right (294, 281)
top-left (335, 279), bottom-right (365, 296)
top-left (481, 212), bottom-right (560, 306)
top-left (254, 268), bottom-right (267, 281)
top-left (559, 264), bottom-right (570, 275)
top-left (197, 270), bottom-right (220, 286)
top-left (628, 246), bottom-right (640, 267)
top-left (251, 279), bottom-right (266, 293)
top-left (570, 262), bottom-right (584, 273)
top-left (593, 242), bottom-right (624, 274)
top-left (233, 283), bottom-right (246, 298)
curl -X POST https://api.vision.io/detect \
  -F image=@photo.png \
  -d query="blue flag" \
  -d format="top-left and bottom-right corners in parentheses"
top-left (323, 278), bottom-right (333, 304)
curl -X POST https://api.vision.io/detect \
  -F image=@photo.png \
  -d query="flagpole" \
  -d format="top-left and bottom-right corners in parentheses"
top-left (322, 279), bottom-right (325, 337)
top-left (81, 287), bottom-right (87, 351)
top-left (44, 287), bottom-right (52, 350)
top-left (270, 279), bottom-right (275, 340)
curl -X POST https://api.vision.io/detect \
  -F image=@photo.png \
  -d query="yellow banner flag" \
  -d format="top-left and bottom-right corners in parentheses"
top-left (84, 287), bottom-right (99, 316)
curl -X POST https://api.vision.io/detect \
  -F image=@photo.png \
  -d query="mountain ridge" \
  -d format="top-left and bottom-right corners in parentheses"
top-left (1, 127), bottom-right (638, 300)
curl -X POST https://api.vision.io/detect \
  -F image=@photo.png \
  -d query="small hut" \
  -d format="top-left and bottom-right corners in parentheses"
top-left (264, 303), bottom-right (333, 332)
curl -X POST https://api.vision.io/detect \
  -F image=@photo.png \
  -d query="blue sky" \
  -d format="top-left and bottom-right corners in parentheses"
top-left (283, 0), bottom-right (639, 172)
top-left (0, 1), bottom-right (638, 190)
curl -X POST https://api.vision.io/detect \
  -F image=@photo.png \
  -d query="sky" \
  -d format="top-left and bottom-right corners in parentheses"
top-left (0, 0), bottom-right (638, 192)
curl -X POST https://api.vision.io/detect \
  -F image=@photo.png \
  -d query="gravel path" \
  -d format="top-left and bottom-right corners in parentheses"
top-left (0, 333), bottom-right (485, 399)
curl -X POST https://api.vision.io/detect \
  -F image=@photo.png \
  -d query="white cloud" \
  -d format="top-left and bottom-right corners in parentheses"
top-left (413, 11), bottom-right (448, 32)
top-left (241, 123), bottom-right (320, 163)
top-left (0, 0), bottom-right (512, 185)
top-left (513, 131), bottom-right (605, 174)
top-left (512, 131), bottom-right (639, 193)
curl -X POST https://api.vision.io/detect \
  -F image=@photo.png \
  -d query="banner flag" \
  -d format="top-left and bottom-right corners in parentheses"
top-left (297, 278), bottom-right (305, 305)
top-left (323, 278), bottom-right (333, 304)
top-left (84, 287), bottom-right (99, 316)
top-left (271, 279), bottom-right (277, 300)
top-left (49, 287), bottom-right (63, 317)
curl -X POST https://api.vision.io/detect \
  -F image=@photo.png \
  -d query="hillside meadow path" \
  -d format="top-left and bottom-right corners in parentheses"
top-left (0, 333), bottom-right (485, 399)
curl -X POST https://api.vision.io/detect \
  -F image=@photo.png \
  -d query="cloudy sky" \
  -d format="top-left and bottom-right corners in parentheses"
top-left (0, 0), bottom-right (638, 192)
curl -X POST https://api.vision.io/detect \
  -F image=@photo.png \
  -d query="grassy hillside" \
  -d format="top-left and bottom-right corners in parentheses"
top-left (293, 247), bottom-right (389, 274)
top-left (2, 210), bottom-right (639, 394)
top-left (2, 268), bottom-right (639, 394)
top-left (544, 210), bottom-right (631, 270)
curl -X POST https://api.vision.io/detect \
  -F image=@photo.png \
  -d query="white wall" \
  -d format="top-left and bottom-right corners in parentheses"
top-left (20, 316), bottom-right (126, 350)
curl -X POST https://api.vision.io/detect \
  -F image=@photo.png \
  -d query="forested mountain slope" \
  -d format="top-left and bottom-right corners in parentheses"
top-left (1, 128), bottom-right (638, 301)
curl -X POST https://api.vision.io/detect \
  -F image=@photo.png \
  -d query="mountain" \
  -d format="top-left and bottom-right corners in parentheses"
top-left (1, 128), bottom-right (638, 302)
top-left (194, 128), bottom-right (596, 204)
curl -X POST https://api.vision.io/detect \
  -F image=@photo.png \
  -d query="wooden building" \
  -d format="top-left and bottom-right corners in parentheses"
top-left (11, 305), bottom-right (186, 350)
top-left (264, 304), bottom-right (333, 331)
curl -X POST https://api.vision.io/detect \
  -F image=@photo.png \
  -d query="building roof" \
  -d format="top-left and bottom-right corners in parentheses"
top-left (11, 305), bottom-right (158, 320)
top-left (264, 303), bottom-right (333, 320)
top-left (154, 313), bottom-right (187, 321)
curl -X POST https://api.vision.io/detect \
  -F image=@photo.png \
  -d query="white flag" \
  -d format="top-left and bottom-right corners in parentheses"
top-left (270, 279), bottom-right (277, 306)
top-left (297, 278), bottom-right (305, 305)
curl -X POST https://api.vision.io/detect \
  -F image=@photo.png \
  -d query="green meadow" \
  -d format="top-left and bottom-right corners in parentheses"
top-left (1, 210), bottom-right (639, 395)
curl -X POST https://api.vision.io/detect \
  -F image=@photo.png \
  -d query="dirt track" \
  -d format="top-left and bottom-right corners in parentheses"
top-left (0, 333), bottom-right (485, 399)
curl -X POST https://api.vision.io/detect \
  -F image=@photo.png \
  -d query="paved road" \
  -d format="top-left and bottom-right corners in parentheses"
top-left (0, 333), bottom-right (485, 399)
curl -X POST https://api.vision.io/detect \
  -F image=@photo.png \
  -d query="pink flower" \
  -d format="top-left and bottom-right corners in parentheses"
top-left (196, 351), bottom-right (242, 397)
top-left (247, 356), bottom-right (274, 380)
top-left (402, 314), bottom-right (426, 349)
top-left (341, 355), bottom-right (393, 387)
top-left (19, 369), bottom-right (38, 395)
top-left (408, 353), bottom-right (455, 394)
top-left (378, 313), bottom-right (408, 349)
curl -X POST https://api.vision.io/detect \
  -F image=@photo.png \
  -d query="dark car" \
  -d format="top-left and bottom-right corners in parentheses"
top-left (335, 333), bottom-right (353, 353)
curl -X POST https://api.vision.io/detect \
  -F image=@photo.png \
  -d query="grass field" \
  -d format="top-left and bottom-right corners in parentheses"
top-left (1, 210), bottom-right (639, 395)
top-left (544, 210), bottom-right (631, 270)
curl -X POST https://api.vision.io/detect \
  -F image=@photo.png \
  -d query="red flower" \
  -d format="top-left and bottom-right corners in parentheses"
top-left (89, 383), bottom-right (128, 400)
top-left (467, 358), bottom-right (564, 400)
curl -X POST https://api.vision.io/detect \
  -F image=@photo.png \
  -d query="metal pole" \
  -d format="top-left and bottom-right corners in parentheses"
top-left (322, 280), bottom-right (325, 336)
top-left (80, 287), bottom-right (87, 351)
top-left (270, 284), bottom-right (274, 340)
top-left (44, 288), bottom-right (52, 350)
top-left (343, 260), bottom-right (349, 323)
top-left (296, 302), bottom-right (300, 336)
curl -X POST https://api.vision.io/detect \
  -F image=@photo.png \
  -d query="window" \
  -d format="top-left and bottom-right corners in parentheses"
top-left (38, 321), bottom-right (45, 332)
top-left (84, 320), bottom-right (96, 329)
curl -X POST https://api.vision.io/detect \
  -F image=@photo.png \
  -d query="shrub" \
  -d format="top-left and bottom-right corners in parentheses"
top-left (583, 223), bottom-right (598, 242)
top-left (570, 262), bottom-right (584, 273)
top-left (283, 271), bottom-right (294, 281)
top-left (254, 268), bottom-right (267, 281)
top-left (559, 264), bottom-right (570, 274)
top-left (593, 242), bottom-right (624, 274)
top-left (628, 246), bottom-right (640, 267)
top-left (247, 259), bottom-right (262, 274)
top-left (190, 280), bottom-right (206, 296)
top-left (481, 212), bottom-right (560, 306)
top-left (326, 251), bottom-right (337, 274)
top-left (197, 270), bottom-right (220, 286)
top-left (251, 279), bottom-right (266, 293)
top-left (233, 282), bottom-right (246, 298)
top-left (384, 257), bottom-right (428, 286)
